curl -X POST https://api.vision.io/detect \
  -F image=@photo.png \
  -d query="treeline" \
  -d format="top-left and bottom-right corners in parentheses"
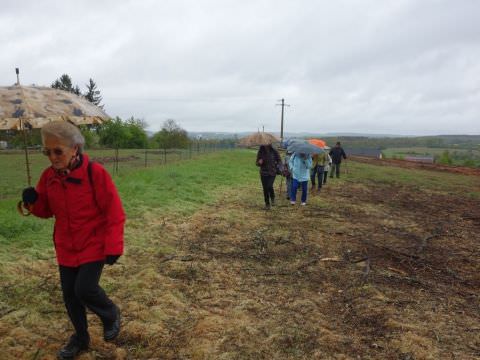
top-left (1, 118), bottom-right (236, 150)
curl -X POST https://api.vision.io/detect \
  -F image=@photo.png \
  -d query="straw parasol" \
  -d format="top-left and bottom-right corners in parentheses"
top-left (0, 82), bottom-right (109, 186)
top-left (0, 85), bottom-right (107, 130)
top-left (238, 131), bottom-right (280, 147)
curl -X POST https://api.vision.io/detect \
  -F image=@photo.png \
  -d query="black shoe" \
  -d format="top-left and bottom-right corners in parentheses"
top-left (264, 204), bottom-right (271, 210)
top-left (104, 306), bottom-right (121, 342)
top-left (57, 335), bottom-right (89, 360)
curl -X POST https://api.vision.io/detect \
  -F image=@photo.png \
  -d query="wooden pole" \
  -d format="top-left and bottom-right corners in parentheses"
top-left (21, 119), bottom-right (32, 186)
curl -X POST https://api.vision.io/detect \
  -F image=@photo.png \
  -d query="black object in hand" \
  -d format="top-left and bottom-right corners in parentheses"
top-left (22, 187), bottom-right (38, 205)
top-left (105, 255), bottom-right (120, 265)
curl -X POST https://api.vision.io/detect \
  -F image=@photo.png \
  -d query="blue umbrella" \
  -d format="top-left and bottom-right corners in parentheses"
top-left (282, 138), bottom-right (307, 149)
top-left (287, 140), bottom-right (324, 155)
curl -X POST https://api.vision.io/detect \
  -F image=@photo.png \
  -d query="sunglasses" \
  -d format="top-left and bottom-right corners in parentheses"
top-left (42, 148), bottom-right (65, 157)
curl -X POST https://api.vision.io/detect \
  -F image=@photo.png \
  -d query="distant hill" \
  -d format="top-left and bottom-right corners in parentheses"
top-left (185, 131), bottom-right (480, 143)
top-left (183, 132), bottom-right (480, 151)
top-left (186, 131), bottom-right (412, 140)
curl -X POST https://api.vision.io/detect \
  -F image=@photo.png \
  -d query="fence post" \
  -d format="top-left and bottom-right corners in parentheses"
top-left (164, 148), bottom-right (167, 164)
top-left (144, 148), bottom-right (148, 167)
top-left (114, 147), bottom-right (119, 175)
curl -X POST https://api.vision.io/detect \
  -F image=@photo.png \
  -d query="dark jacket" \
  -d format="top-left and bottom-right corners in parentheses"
top-left (329, 146), bottom-right (347, 164)
top-left (31, 154), bottom-right (125, 267)
top-left (256, 145), bottom-right (281, 177)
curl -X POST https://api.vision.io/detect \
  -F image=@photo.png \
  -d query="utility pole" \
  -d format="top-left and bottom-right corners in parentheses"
top-left (276, 98), bottom-right (290, 144)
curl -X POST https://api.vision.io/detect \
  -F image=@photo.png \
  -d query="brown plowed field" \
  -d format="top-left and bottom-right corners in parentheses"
top-left (351, 156), bottom-right (480, 176)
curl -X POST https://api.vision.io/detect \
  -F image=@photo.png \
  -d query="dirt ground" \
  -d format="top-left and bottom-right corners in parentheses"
top-left (1, 162), bottom-right (480, 359)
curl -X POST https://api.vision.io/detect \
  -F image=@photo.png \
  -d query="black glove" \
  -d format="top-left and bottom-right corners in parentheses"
top-left (105, 255), bottom-right (120, 265)
top-left (22, 187), bottom-right (38, 205)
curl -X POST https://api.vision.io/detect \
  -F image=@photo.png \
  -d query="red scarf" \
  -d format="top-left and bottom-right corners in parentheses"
top-left (54, 153), bottom-right (82, 176)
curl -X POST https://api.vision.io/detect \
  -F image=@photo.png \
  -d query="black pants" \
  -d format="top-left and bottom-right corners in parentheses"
top-left (323, 171), bottom-right (328, 184)
top-left (330, 163), bottom-right (341, 178)
top-left (260, 175), bottom-right (276, 205)
top-left (310, 165), bottom-right (325, 189)
top-left (59, 261), bottom-right (117, 345)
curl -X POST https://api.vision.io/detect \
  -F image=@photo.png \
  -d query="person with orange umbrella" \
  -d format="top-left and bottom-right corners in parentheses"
top-left (307, 139), bottom-right (327, 192)
top-left (310, 150), bottom-right (329, 193)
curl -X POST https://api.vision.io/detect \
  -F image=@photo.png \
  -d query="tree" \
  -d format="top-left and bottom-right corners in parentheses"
top-left (97, 117), bottom-right (148, 149)
top-left (152, 119), bottom-right (190, 149)
top-left (79, 125), bottom-right (100, 148)
top-left (84, 78), bottom-right (103, 108)
top-left (51, 74), bottom-right (77, 93)
top-left (125, 117), bottom-right (148, 148)
top-left (437, 150), bottom-right (453, 165)
top-left (51, 74), bottom-right (87, 97)
top-left (98, 117), bottom-right (130, 148)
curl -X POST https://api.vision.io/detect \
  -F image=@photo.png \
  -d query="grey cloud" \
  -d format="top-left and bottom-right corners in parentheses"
top-left (0, 0), bottom-right (479, 134)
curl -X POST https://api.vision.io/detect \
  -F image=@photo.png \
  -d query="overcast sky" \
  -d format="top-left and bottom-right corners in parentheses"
top-left (1, 0), bottom-right (479, 135)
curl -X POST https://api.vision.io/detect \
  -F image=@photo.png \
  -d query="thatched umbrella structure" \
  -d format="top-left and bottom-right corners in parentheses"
top-left (0, 82), bottom-right (109, 186)
top-left (238, 131), bottom-right (280, 147)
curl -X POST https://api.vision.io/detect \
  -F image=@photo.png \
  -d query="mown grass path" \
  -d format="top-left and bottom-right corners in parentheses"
top-left (1, 150), bottom-right (479, 359)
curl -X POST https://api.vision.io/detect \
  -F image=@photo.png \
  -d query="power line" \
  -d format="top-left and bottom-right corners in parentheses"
top-left (276, 98), bottom-right (290, 143)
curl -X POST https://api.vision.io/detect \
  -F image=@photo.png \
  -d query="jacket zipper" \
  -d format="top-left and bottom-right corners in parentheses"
top-left (61, 179), bottom-right (74, 252)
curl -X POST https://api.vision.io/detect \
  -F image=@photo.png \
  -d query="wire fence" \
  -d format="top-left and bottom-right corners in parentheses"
top-left (1, 142), bottom-right (235, 200)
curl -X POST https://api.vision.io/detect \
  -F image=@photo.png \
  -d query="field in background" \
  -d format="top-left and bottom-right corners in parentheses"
top-left (383, 147), bottom-right (480, 167)
top-left (0, 144), bottom-right (230, 200)
top-left (383, 147), bottom-right (480, 156)
top-left (1, 150), bottom-right (480, 359)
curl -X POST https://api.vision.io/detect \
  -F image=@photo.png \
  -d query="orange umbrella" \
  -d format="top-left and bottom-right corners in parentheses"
top-left (308, 139), bottom-right (326, 148)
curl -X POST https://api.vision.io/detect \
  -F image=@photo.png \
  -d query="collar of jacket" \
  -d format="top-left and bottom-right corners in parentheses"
top-left (47, 154), bottom-right (91, 185)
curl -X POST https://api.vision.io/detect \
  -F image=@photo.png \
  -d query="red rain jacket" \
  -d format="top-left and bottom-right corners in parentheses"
top-left (31, 154), bottom-right (125, 267)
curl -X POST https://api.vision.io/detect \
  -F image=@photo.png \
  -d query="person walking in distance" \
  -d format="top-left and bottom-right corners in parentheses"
top-left (289, 152), bottom-right (312, 206)
top-left (310, 151), bottom-right (328, 193)
top-left (329, 142), bottom-right (347, 179)
top-left (256, 143), bottom-right (282, 209)
top-left (323, 150), bottom-right (332, 185)
top-left (284, 150), bottom-right (293, 200)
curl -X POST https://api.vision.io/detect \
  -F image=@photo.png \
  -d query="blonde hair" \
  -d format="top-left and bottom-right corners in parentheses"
top-left (41, 121), bottom-right (85, 153)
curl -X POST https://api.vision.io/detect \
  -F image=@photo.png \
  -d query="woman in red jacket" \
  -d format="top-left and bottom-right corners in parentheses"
top-left (21, 121), bottom-right (125, 360)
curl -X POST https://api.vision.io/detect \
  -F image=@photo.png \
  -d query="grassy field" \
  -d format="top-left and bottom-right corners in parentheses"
top-left (1, 150), bottom-right (479, 359)
top-left (0, 147), bottom-right (220, 200)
